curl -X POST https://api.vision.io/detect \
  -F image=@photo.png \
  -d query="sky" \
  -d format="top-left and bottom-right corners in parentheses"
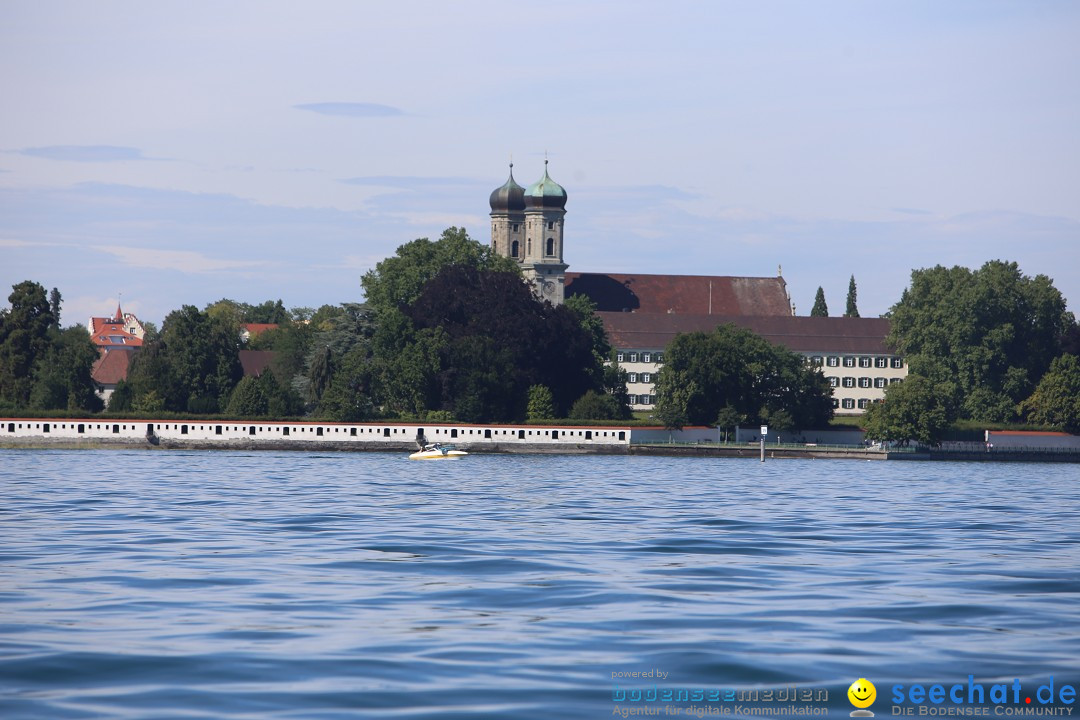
top-left (2, 0), bottom-right (1079, 328)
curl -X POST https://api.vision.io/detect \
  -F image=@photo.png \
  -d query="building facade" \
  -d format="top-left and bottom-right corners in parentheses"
top-left (487, 166), bottom-right (905, 415)
top-left (600, 313), bottom-right (906, 414)
top-left (489, 161), bottom-right (569, 304)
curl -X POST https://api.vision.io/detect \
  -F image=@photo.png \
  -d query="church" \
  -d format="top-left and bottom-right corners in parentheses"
top-left (488, 163), bottom-right (906, 414)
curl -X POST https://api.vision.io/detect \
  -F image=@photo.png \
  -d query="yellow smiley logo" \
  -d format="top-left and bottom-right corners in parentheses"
top-left (848, 678), bottom-right (877, 709)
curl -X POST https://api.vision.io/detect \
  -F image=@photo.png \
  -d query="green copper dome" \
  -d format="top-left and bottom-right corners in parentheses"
top-left (525, 160), bottom-right (567, 210)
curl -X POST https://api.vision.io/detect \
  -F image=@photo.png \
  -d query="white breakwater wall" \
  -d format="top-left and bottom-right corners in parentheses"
top-left (0, 418), bottom-right (632, 451)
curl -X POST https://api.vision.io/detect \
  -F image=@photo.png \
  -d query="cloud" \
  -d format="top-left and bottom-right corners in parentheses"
top-left (18, 145), bottom-right (148, 162)
top-left (892, 207), bottom-right (934, 216)
top-left (293, 102), bottom-right (404, 117)
top-left (93, 245), bottom-right (270, 274)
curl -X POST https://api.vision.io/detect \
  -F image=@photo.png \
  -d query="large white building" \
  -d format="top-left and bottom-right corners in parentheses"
top-left (487, 166), bottom-right (906, 414)
top-left (599, 313), bottom-right (905, 415)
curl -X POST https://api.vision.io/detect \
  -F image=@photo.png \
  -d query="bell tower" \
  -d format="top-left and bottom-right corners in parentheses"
top-left (521, 160), bottom-right (568, 304)
top-left (489, 162), bottom-right (525, 262)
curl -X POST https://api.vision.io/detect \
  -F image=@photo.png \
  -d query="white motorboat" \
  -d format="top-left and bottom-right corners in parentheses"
top-left (408, 443), bottom-right (468, 460)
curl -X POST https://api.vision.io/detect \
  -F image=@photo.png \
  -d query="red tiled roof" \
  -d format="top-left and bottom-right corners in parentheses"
top-left (598, 313), bottom-right (893, 355)
top-left (565, 272), bottom-right (791, 316)
top-left (91, 349), bottom-right (132, 386)
top-left (88, 316), bottom-right (143, 348)
top-left (241, 323), bottom-right (279, 337)
top-left (239, 350), bottom-right (275, 377)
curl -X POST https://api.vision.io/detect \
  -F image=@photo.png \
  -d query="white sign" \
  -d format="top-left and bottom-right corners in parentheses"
top-left (760, 425), bottom-right (768, 436)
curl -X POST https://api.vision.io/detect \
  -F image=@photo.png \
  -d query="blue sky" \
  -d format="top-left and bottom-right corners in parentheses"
top-left (2, 0), bottom-right (1078, 327)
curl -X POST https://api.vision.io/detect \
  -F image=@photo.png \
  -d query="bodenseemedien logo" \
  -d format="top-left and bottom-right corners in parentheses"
top-left (849, 678), bottom-right (877, 717)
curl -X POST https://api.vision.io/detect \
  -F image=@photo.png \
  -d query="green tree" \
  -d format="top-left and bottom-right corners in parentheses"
top-left (204, 298), bottom-right (246, 332)
top-left (361, 227), bottom-right (519, 314)
top-left (140, 320), bottom-right (160, 343)
top-left (226, 375), bottom-right (269, 416)
top-left (714, 405), bottom-right (743, 442)
top-left (527, 385), bottom-right (555, 420)
top-left (245, 299), bottom-right (290, 324)
top-left (564, 294), bottom-right (611, 366)
top-left (309, 304), bottom-right (346, 331)
top-left (888, 261), bottom-right (1073, 421)
top-left (845, 275), bottom-right (860, 318)
top-left (126, 340), bottom-right (184, 411)
top-left (601, 355), bottom-right (633, 420)
top-left (132, 389), bottom-right (165, 413)
top-left (29, 326), bottom-right (103, 412)
top-left (0, 281), bottom-right (56, 407)
top-left (127, 305), bottom-right (242, 413)
top-left (1019, 354), bottom-right (1080, 432)
top-left (568, 390), bottom-right (625, 421)
top-left (862, 376), bottom-right (952, 446)
top-left (108, 379), bottom-right (134, 411)
top-left (654, 324), bottom-right (833, 430)
top-left (49, 288), bottom-right (62, 328)
top-left (811, 287), bottom-right (829, 317)
top-left (163, 305), bottom-right (243, 412)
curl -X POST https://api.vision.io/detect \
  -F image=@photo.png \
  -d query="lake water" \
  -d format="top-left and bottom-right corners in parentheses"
top-left (1, 450), bottom-right (1078, 719)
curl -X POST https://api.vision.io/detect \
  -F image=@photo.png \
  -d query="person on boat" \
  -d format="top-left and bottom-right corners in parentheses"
top-left (415, 430), bottom-right (427, 450)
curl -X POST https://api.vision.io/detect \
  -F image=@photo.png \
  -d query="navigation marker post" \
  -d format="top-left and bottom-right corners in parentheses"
top-left (760, 425), bottom-right (767, 462)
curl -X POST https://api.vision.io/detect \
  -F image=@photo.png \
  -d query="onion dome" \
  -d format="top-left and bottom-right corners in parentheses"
top-left (489, 163), bottom-right (525, 213)
top-left (525, 160), bottom-right (567, 210)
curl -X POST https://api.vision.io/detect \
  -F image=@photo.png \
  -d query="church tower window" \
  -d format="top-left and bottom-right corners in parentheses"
top-left (546, 237), bottom-right (555, 256)
top-left (511, 240), bottom-right (519, 258)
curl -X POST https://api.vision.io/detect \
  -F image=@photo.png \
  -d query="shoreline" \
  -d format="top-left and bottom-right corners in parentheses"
top-left (2, 436), bottom-right (1077, 462)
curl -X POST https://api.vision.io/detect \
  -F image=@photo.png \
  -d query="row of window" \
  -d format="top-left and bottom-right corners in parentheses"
top-left (828, 377), bottom-right (904, 389)
top-left (617, 352), bottom-right (664, 364)
top-left (618, 352), bottom-right (900, 369)
top-left (628, 394), bottom-right (656, 405)
top-left (3, 421), bottom-right (626, 441)
top-left (832, 398), bottom-right (878, 410)
top-left (811, 356), bottom-right (904, 369)
top-left (627, 372), bottom-right (653, 384)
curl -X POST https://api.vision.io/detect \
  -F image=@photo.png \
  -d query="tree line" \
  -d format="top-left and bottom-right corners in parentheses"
top-left (863, 260), bottom-right (1080, 443)
top-left (0, 229), bottom-right (635, 423)
top-left (3, 235), bottom-right (1076, 436)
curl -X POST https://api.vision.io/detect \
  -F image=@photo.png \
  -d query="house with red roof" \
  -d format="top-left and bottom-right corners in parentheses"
top-left (88, 302), bottom-right (146, 404)
top-left (240, 323), bottom-right (279, 343)
top-left (88, 303), bottom-right (145, 353)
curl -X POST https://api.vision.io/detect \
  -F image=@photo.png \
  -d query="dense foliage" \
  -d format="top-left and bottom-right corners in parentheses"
top-left (653, 323), bottom-right (834, 430)
top-left (127, 305), bottom-right (243, 413)
top-left (399, 265), bottom-right (603, 422)
top-left (888, 261), bottom-right (1073, 422)
top-left (845, 275), bottom-right (859, 318)
top-left (862, 375), bottom-right (951, 445)
top-left (1019, 354), bottom-right (1080, 432)
top-left (0, 281), bottom-right (102, 412)
top-left (361, 227), bottom-right (519, 314)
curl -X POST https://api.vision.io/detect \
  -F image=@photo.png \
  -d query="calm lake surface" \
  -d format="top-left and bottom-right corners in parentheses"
top-left (1, 450), bottom-right (1078, 719)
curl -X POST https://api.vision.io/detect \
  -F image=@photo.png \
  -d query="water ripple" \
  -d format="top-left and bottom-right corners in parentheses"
top-left (1, 450), bottom-right (1078, 719)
